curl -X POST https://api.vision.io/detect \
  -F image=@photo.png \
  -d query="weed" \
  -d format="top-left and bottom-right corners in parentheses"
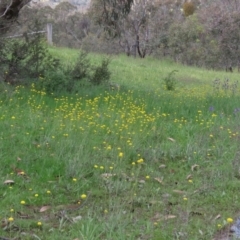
top-left (213, 78), bottom-right (239, 96)
top-left (163, 69), bottom-right (178, 90)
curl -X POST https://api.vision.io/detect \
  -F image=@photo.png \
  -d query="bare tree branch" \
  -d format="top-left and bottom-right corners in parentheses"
top-left (65, 26), bottom-right (81, 43)
top-left (0, 0), bottom-right (12, 18)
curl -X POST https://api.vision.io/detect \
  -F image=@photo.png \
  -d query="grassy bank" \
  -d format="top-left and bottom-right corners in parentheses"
top-left (0, 49), bottom-right (240, 239)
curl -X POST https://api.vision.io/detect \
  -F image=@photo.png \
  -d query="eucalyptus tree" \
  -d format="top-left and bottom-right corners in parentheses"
top-left (89, 0), bottom-right (133, 37)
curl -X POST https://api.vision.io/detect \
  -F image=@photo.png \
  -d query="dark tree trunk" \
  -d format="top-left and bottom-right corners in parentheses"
top-left (136, 34), bottom-right (146, 58)
top-left (119, 39), bottom-right (131, 57)
top-left (136, 34), bottom-right (142, 58)
top-left (0, 0), bottom-right (31, 34)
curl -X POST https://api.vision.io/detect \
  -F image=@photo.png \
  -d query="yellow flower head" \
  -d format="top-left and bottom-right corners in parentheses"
top-left (37, 221), bottom-right (42, 226)
top-left (137, 158), bottom-right (144, 164)
top-left (227, 218), bottom-right (233, 223)
top-left (81, 194), bottom-right (87, 199)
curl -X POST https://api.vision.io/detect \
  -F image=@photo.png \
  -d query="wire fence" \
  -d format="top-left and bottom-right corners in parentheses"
top-left (2, 23), bottom-right (53, 45)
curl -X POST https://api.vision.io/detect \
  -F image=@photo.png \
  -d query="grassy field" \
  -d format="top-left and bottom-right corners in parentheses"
top-left (1, 48), bottom-right (240, 239)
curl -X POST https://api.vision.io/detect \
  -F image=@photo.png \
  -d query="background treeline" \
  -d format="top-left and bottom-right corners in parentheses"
top-left (4, 0), bottom-right (240, 70)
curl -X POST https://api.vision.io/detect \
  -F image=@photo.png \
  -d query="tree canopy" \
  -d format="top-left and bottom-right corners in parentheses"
top-left (1, 0), bottom-right (134, 35)
top-left (89, 0), bottom-right (134, 36)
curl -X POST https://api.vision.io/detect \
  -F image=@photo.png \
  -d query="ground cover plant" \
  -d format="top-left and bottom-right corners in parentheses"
top-left (1, 48), bottom-right (240, 239)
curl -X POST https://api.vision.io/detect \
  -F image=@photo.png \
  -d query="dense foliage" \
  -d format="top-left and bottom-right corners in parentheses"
top-left (0, 21), bottom-right (111, 93)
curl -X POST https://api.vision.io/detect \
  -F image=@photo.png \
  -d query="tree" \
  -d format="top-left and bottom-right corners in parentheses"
top-left (0, 0), bottom-right (31, 33)
top-left (0, 0), bottom-right (133, 36)
top-left (198, 0), bottom-right (240, 68)
top-left (54, 1), bottom-right (77, 21)
top-left (118, 0), bottom-right (183, 58)
top-left (119, 0), bottom-right (157, 58)
top-left (89, 0), bottom-right (133, 37)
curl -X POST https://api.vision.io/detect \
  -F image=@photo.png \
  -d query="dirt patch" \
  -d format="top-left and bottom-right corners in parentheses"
top-left (212, 225), bottom-right (232, 240)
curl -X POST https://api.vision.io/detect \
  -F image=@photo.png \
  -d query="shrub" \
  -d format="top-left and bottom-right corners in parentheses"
top-left (71, 51), bottom-right (91, 80)
top-left (35, 54), bottom-right (112, 94)
top-left (90, 58), bottom-right (111, 85)
top-left (36, 69), bottom-right (69, 94)
top-left (163, 70), bottom-right (178, 91)
top-left (0, 19), bottom-right (112, 94)
top-left (0, 20), bottom-right (60, 84)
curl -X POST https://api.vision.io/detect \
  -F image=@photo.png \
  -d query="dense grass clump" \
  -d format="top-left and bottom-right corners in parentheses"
top-left (0, 49), bottom-right (240, 239)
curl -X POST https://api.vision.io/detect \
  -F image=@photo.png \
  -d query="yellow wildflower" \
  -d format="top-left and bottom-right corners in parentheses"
top-left (227, 218), bottom-right (233, 223)
top-left (81, 194), bottom-right (87, 199)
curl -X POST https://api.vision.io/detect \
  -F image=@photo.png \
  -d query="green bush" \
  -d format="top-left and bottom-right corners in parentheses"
top-left (71, 51), bottom-right (91, 80)
top-left (0, 20), bottom-right (60, 84)
top-left (0, 19), bottom-right (112, 94)
top-left (163, 70), bottom-right (178, 91)
top-left (35, 53), bottom-right (112, 94)
top-left (36, 69), bottom-right (69, 94)
top-left (90, 58), bottom-right (111, 85)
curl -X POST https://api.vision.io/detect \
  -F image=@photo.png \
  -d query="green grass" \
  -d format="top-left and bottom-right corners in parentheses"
top-left (1, 48), bottom-right (240, 239)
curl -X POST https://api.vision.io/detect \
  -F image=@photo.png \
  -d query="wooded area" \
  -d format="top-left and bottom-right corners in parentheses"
top-left (1, 0), bottom-right (240, 69)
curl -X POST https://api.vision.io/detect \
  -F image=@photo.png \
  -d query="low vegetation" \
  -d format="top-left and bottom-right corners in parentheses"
top-left (0, 33), bottom-right (111, 94)
top-left (0, 48), bottom-right (240, 239)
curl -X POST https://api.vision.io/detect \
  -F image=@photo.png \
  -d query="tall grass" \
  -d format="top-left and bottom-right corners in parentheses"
top-left (0, 49), bottom-right (240, 239)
